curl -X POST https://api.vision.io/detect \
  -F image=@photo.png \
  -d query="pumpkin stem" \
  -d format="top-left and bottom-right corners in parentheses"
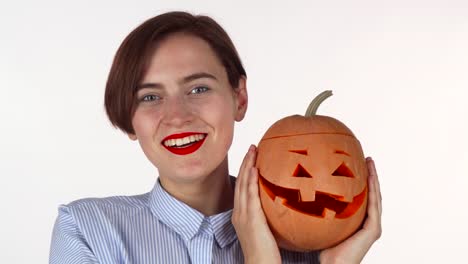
top-left (305, 90), bottom-right (333, 117)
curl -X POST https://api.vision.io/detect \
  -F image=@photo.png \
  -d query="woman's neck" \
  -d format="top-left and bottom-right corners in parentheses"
top-left (159, 158), bottom-right (234, 216)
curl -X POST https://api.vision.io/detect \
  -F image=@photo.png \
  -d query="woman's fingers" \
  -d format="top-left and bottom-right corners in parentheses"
top-left (247, 167), bottom-right (263, 213)
top-left (233, 145), bottom-right (257, 222)
top-left (367, 157), bottom-right (382, 214)
top-left (319, 157), bottom-right (382, 263)
top-left (365, 157), bottom-right (382, 239)
top-left (232, 145), bottom-right (281, 263)
top-left (235, 146), bottom-right (253, 195)
top-left (373, 162), bottom-right (382, 215)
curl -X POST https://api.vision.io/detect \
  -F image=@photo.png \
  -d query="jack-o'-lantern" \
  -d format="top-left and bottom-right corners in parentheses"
top-left (256, 90), bottom-right (368, 251)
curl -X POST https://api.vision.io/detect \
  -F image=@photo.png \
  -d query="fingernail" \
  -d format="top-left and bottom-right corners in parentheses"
top-left (366, 157), bottom-right (373, 162)
top-left (249, 144), bottom-right (255, 151)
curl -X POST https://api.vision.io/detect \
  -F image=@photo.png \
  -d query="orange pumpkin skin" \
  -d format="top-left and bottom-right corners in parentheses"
top-left (256, 93), bottom-right (368, 252)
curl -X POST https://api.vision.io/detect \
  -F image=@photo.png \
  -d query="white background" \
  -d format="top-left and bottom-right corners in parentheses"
top-left (1, 0), bottom-right (467, 263)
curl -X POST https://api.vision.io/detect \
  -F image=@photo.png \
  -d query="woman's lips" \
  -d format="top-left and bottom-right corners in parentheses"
top-left (162, 132), bottom-right (207, 155)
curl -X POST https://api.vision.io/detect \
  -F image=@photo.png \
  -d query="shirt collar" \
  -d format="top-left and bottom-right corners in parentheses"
top-left (148, 177), bottom-right (237, 248)
top-left (209, 208), bottom-right (237, 248)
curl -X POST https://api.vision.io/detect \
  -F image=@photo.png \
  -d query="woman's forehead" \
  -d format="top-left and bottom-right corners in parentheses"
top-left (141, 34), bottom-right (228, 83)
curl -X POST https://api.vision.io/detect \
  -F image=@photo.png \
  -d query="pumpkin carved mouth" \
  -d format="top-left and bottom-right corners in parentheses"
top-left (259, 174), bottom-right (367, 219)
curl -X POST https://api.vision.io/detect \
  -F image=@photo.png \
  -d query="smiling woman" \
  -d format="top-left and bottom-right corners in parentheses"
top-left (103, 12), bottom-right (245, 137)
top-left (127, 33), bottom-right (246, 192)
top-left (49, 11), bottom-right (381, 264)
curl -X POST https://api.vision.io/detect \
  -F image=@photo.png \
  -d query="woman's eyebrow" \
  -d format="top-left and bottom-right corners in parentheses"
top-left (137, 83), bottom-right (163, 90)
top-left (182, 72), bottom-right (218, 83)
top-left (137, 72), bottom-right (218, 91)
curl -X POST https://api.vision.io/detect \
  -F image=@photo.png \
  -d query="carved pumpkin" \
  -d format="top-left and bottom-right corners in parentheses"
top-left (256, 91), bottom-right (368, 251)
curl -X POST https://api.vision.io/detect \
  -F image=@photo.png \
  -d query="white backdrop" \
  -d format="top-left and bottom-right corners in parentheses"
top-left (1, 0), bottom-right (467, 263)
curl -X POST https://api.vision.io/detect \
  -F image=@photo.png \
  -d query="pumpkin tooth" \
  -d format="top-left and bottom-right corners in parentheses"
top-left (273, 196), bottom-right (288, 215)
top-left (323, 208), bottom-right (336, 219)
top-left (341, 193), bottom-right (354, 203)
top-left (274, 196), bottom-right (285, 204)
top-left (299, 186), bottom-right (316, 202)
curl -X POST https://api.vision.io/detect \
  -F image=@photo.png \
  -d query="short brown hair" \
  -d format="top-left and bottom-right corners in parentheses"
top-left (104, 11), bottom-right (246, 135)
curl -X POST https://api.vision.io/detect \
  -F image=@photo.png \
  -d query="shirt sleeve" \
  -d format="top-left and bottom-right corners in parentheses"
top-left (49, 205), bottom-right (99, 264)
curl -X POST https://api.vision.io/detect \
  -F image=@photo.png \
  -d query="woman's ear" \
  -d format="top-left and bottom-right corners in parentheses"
top-left (234, 76), bottom-right (248, 122)
top-left (128, 133), bottom-right (137, 141)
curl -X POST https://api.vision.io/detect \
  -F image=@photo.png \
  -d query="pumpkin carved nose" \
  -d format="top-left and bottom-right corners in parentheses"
top-left (292, 164), bottom-right (313, 178)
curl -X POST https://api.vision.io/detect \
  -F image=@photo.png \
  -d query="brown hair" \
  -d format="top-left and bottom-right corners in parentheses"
top-left (104, 11), bottom-right (246, 135)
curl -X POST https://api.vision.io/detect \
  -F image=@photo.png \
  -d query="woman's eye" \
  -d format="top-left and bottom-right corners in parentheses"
top-left (141, 94), bottom-right (160, 102)
top-left (190, 86), bottom-right (209, 94)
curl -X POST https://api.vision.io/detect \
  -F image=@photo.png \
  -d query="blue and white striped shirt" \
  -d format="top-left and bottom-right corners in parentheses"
top-left (50, 178), bottom-right (320, 263)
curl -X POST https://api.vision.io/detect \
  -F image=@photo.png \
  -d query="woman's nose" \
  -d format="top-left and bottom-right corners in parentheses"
top-left (161, 96), bottom-right (194, 127)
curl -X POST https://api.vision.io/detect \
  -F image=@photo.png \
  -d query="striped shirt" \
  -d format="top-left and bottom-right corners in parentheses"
top-left (50, 178), bottom-right (320, 263)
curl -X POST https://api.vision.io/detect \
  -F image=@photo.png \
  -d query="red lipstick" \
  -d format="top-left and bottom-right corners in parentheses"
top-left (162, 132), bottom-right (207, 155)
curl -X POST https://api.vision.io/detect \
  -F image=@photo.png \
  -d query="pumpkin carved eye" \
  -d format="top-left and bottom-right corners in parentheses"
top-left (289, 149), bottom-right (308, 155)
top-left (334, 149), bottom-right (350, 156)
top-left (332, 162), bottom-right (354, 178)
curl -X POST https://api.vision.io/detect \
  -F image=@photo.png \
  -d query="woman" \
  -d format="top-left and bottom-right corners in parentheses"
top-left (50, 11), bottom-right (382, 263)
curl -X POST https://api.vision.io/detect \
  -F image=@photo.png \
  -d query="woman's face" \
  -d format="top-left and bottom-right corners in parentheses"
top-left (129, 33), bottom-right (247, 185)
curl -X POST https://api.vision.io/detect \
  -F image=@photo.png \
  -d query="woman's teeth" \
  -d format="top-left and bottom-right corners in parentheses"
top-left (163, 134), bottom-right (206, 147)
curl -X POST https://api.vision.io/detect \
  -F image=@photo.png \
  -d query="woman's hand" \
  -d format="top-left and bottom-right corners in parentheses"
top-left (319, 157), bottom-right (382, 264)
top-left (232, 145), bottom-right (281, 264)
